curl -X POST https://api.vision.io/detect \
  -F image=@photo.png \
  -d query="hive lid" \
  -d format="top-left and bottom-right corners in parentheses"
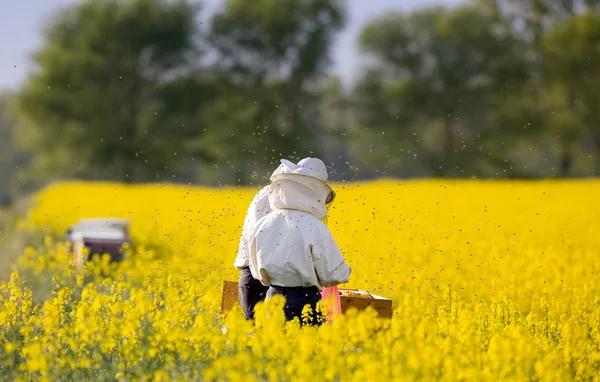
top-left (70, 228), bottom-right (128, 241)
top-left (71, 218), bottom-right (130, 230)
top-left (339, 289), bottom-right (391, 300)
top-left (66, 217), bottom-right (130, 241)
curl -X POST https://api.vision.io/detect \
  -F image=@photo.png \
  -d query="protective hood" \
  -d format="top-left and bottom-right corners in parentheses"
top-left (270, 158), bottom-right (329, 183)
top-left (269, 161), bottom-right (291, 180)
top-left (268, 174), bottom-right (331, 220)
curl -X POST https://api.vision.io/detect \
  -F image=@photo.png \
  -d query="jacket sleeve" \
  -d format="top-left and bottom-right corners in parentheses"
top-left (310, 227), bottom-right (352, 288)
top-left (234, 191), bottom-right (261, 269)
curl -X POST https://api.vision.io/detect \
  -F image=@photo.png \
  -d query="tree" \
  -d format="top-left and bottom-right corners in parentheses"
top-left (544, 11), bottom-right (600, 175)
top-left (317, 76), bottom-right (361, 180)
top-left (13, 0), bottom-right (206, 183)
top-left (355, 4), bottom-right (529, 177)
top-left (484, 0), bottom-right (600, 177)
top-left (205, 0), bottom-right (346, 182)
top-left (494, 0), bottom-right (600, 36)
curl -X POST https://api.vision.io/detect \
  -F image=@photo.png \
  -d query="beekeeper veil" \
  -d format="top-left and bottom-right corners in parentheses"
top-left (268, 158), bottom-right (334, 221)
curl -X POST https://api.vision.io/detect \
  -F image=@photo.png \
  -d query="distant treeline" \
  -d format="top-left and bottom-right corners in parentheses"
top-left (1, 0), bottom-right (600, 204)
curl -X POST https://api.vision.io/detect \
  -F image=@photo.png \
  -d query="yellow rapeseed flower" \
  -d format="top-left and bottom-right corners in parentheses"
top-left (0, 179), bottom-right (598, 380)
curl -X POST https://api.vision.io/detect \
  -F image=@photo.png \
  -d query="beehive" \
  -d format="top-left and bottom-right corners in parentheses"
top-left (338, 289), bottom-right (393, 318)
top-left (66, 218), bottom-right (131, 268)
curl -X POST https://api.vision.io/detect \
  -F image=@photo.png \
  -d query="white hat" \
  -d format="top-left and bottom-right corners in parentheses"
top-left (270, 157), bottom-right (329, 183)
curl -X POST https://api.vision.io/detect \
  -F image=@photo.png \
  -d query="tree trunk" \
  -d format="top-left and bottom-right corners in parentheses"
top-left (558, 147), bottom-right (573, 178)
top-left (595, 135), bottom-right (600, 176)
top-left (123, 95), bottom-right (140, 183)
top-left (442, 113), bottom-right (454, 176)
top-left (124, 119), bottom-right (136, 184)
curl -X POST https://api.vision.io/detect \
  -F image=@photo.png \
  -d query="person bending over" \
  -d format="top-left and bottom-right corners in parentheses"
top-left (248, 158), bottom-right (351, 325)
top-left (235, 157), bottom-right (334, 320)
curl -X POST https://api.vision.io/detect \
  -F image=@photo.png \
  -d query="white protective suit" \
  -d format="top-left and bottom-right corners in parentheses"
top-left (234, 158), bottom-right (331, 270)
top-left (248, 161), bottom-right (351, 290)
top-left (234, 186), bottom-right (271, 270)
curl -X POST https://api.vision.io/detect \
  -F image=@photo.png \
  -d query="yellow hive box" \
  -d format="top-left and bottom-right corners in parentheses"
top-left (221, 281), bottom-right (393, 319)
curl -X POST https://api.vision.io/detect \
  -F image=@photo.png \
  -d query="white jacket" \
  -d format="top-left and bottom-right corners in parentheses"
top-left (234, 158), bottom-right (329, 269)
top-left (248, 173), bottom-right (351, 290)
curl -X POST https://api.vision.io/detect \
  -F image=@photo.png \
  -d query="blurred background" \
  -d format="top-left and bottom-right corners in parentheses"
top-left (1, 0), bottom-right (600, 208)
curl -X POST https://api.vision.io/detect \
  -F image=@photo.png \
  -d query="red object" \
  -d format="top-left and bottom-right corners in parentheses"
top-left (321, 286), bottom-right (342, 322)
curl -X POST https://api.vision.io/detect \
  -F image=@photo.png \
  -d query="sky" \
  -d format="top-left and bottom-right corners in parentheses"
top-left (0, 0), bottom-right (464, 91)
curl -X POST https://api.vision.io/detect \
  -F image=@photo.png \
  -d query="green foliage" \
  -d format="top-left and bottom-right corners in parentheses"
top-left (13, 0), bottom-right (205, 183)
top-left (5, 0), bottom-right (600, 184)
top-left (543, 11), bottom-right (600, 175)
top-left (211, 0), bottom-right (345, 84)
top-left (204, 0), bottom-right (347, 179)
top-left (355, 4), bottom-right (529, 177)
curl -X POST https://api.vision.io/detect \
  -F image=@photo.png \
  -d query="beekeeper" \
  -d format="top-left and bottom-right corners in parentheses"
top-left (248, 158), bottom-right (351, 325)
top-left (235, 158), bottom-right (330, 320)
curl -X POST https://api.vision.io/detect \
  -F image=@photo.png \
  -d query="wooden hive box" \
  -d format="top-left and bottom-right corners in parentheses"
top-left (221, 281), bottom-right (393, 319)
top-left (66, 218), bottom-right (131, 269)
top-left (338, 289), bottom-right (393, 318)
top-left (221, 280), bottom-right (240, 313)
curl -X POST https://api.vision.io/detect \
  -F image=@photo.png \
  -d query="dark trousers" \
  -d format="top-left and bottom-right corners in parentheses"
top-left (266, 285), bottom-right (324, 326)
top-left (238, 268), bottom-right (269, 320)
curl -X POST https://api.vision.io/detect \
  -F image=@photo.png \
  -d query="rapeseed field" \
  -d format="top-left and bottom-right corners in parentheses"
top-left (1, 180), bottom-right (600, 381)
